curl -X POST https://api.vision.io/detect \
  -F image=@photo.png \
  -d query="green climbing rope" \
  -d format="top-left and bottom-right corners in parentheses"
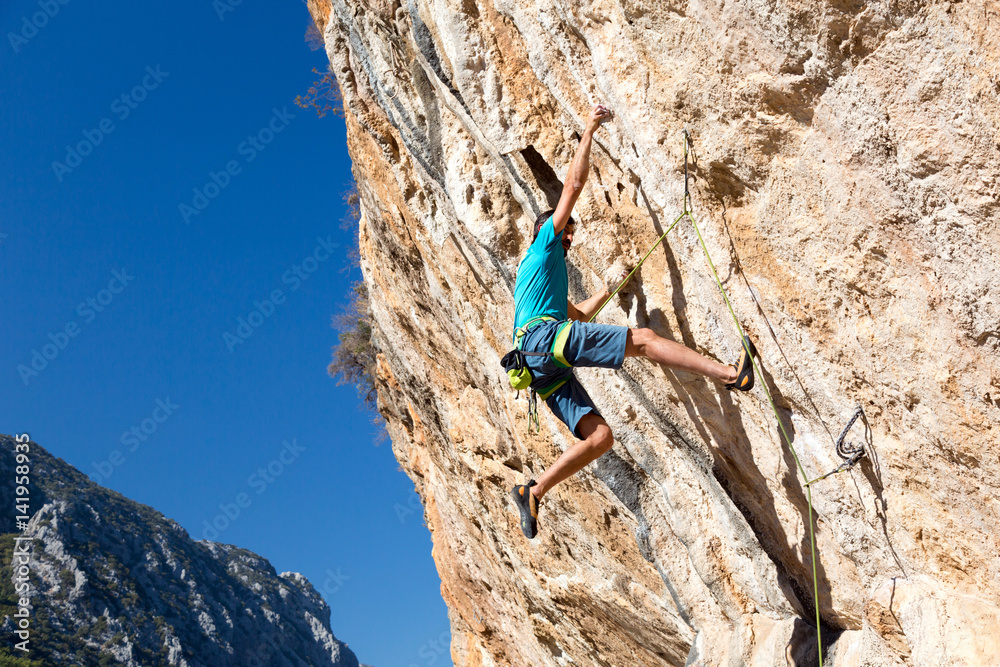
top-left (592, 131), bottom-right (825, 665)
top-left (588, 210), bottom-right (686, 323)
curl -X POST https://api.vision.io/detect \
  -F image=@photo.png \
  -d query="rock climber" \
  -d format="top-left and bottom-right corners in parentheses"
top-left (510, 104), bottom-right (758, 539)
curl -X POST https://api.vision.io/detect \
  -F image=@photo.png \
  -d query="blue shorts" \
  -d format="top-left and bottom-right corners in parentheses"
top-left (518, 319), bottom-right (628, 438)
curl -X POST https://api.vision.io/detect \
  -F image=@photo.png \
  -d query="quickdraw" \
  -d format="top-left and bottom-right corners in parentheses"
top-left (370, 13), bottom-right (410, 99)
top-left (805, 406), bottom-right (867, 486)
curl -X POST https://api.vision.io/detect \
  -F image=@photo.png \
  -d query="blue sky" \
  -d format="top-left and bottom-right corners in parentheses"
top-left (1, 2), bottom-right (451, 665)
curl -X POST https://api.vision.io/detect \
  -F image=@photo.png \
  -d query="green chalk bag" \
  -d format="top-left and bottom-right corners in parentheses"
top-left (501, 349), bottom-right (534, 391)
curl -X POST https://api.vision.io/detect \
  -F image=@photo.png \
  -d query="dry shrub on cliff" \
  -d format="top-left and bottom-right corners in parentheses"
top-left (298, 3), bottom-right (342, 118)
top-left (295, 67), bottom-right (344, 119)
top-left (329, 182), bottom-right (377, 409)
top-left (341, 185), bottom-right (360, 229)
top-left (340, 185), bottom-right (362, 267)
top-left (305, 22), bottom-right (325, 52)
top-left (329, 281), bottom-right (378, 409)
top-left (303, 0), bottom-right (328, 53)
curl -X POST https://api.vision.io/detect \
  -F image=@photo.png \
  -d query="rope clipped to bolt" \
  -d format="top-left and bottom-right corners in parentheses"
top-left (806, 406), bottom-right (867, 486)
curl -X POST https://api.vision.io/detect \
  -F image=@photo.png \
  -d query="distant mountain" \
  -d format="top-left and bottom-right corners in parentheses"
top-left (0, 435), bottom-right (361, 667)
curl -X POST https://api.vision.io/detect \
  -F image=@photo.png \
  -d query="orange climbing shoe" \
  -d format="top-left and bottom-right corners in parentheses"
top-left (511, 480), bottom-right (541, 539)
top-left (725, 336), bottom-right (757, 392)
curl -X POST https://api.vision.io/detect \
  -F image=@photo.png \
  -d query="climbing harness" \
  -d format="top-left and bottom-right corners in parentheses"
top-left (502, 316), bottom-right (577, 432)
top-left (590, 131), bottom-right (831, 666)
top-left (805, 406), bottom-right (867, 486)
top-left (507, 316), bottom-right (576, 397)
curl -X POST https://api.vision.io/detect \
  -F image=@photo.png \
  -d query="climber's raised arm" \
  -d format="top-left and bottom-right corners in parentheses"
top-left (551, 104), bottom-right (612, 235)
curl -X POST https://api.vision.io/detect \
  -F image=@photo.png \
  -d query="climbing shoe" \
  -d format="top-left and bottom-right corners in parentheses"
top-left (511, 480), bottom-right (541, 539)
top-left (725, 336), bottom-right (757, 392)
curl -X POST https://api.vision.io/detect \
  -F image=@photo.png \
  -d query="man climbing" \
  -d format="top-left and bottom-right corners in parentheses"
top-left (510, 104), bottom-right (757, 539)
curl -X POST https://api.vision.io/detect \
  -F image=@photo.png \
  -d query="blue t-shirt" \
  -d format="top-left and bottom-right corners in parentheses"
top-left (513, 217), bottom-right (567, 338)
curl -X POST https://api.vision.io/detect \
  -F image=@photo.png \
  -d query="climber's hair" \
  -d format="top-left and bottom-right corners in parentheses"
top-left (532, 209), bottom-right (574, 242)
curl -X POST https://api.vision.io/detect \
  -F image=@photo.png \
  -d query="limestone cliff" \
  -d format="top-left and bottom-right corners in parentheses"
top-left (310, 1), bottom-right (1000, 664)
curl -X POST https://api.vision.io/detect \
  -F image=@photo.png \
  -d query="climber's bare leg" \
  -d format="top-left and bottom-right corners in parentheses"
top-left (625, 328), bottom-right (737, 383)
top-left (532, 414), bottom-right (612, 501)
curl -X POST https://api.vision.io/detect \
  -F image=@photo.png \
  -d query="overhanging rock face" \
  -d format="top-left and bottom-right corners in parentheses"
top-left (311, 1), bottom-right (1000, 664)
